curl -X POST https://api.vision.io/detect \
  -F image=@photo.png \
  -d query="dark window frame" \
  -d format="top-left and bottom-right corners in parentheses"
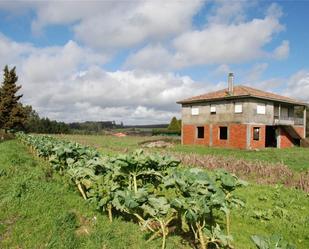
top-left (253, 127), bottom-right (260, 141)
top-left (197, 126), bottom-right (205, 139)
top-left (219, 126), bottom-right (228, 140)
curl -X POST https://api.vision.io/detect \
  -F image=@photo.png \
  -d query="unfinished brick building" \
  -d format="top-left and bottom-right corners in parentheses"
top-left (177, 73), bottom-right (307, 149)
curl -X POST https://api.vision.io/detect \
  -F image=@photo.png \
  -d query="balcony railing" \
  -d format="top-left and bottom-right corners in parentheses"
top-left (273, 116), bottom-right (304, 125)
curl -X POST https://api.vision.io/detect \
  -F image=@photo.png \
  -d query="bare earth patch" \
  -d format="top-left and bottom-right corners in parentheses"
top-left (142, 140), bottom-right (174, 148)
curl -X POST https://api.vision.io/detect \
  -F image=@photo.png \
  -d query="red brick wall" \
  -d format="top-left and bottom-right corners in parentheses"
top-left (229, 124), bottom-right (247, 149)
top-left (293, 126), bottom-right (305, 138)
top-left (280, 127), bottom-right (294, 148)
top-left (212, 125), bottom-right (228, 147)
top-left (182, 124), bottom-right (209, 145)
top-left (202, 125), bottom-right (210, 145)
top-left (182, 123), bottom-right (304, 149)
top-left (250, 125), bottom-right (266, 149)
top-left (212, 124), bottom-right (247, 149)
top-left (279, 126), bottom-right (304, 148)
top-left (183, 125), bottom-right (195, 145)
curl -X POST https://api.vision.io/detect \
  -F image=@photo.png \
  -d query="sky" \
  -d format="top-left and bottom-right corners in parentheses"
top-left (0, 0), bottom-right (309, 125)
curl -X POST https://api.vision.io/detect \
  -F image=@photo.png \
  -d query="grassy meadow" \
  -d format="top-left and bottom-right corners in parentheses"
top-left (56, 134), bottom-right (309, 171)
top-left (1, 135), bottom-right (309, 248)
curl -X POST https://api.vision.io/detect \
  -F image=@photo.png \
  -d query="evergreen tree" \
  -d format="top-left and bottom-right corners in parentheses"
top-left (0, 65), bottom-right (26, 132)
top-left (168, 116), bottom-right (181, 132)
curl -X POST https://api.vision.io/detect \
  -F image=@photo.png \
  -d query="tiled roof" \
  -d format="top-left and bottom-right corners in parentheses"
top-left (177, 85), bottom-right (306, 105)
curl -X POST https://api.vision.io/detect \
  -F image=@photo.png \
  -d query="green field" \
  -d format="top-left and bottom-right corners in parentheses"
top-left (1, 137), bottom-right (309, 249)
top-left (56, 134), bottom-right (309, 171)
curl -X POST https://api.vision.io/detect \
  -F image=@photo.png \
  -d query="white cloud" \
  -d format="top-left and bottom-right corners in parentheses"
top-left (0, 33), bottom-right (34, 67)
top-left (173, 11), bottom-right (284, 66)
top-left (124, 44), bottom-right (175, 71)
top-left (207, 0), bottom-right (256, 25)
top-left (30, 1), bottom-right (115, 34)
top-left (24, 67), bottom-right (209, 124)
top-left (0, 32), bottom-right (209, 124)
top-left (244, 69), bottom-right (309, 103)
top-left (28, 0), bottom-right (203, 50)
top-left (21, 40), bottom-right (106, 83)
top-left (1, 0), bottom-right (202, 50)
top-left (125, 3), bottom-right (286, 70)
top-left (273, 40), bottom-right (290, 60)
top-left (284, 70), bottom-right (309, 102)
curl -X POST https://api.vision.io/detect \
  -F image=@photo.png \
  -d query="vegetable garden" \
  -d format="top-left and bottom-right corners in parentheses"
top-left (15, 133), bottom-right (298, 249)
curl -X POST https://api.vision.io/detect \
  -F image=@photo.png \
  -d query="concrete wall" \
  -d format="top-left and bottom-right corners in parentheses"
top-left (182, 98), bottom-right (274, 126)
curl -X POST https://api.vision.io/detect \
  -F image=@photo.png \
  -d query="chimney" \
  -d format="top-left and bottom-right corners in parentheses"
top-left (228, 72), bottom-right (234, 94)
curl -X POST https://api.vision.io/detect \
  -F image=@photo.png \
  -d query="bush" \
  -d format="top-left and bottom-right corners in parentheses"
top-left (0, 130), bottom-right (14, 142)
top-left (152, 128), bottom-right (180, 136)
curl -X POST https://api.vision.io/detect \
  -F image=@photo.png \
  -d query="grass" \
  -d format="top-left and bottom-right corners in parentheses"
top-left (1, 139), bottom-right (309, 248)
top-left (0, 140), bottom-right (188, 249)
top-left (56, 134), bottom-right (309, 171)
top-left (231, 184), bottom-right (309, 248)
top-left (55, 134), bottom-right (153, 154)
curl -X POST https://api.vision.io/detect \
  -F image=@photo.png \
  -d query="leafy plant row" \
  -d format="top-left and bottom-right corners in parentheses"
top-left (16, 132), bottom-right (246, 249)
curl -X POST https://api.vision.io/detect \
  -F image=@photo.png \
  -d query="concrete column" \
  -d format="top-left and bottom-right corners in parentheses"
top-left (279, 104), bottom-right (281, 121)
top-left (277, 127), bottom-right (281, 148)
top-left (209, 124), bottom-right (213, 146)
top-left (246, 124), bottom-right (251, 149)
top-left (304, 106), bottom-right (307, 138)
top-left (181, 122), bottom-right (184, 145)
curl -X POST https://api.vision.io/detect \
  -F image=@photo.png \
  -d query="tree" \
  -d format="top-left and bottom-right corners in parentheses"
top-left (0, 66), bottom-right (27, 132)
top-left (167, 117), bottom-right (181, 132)
top-left (24, 105), bottom-right (41, 132)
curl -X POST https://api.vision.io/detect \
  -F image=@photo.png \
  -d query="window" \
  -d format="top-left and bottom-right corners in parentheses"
top-left (234, 103), bottom-right (242, 113)
top-left (219, 126), bottom-right (228, 140)
top-left (253, 127), bottom-right (260, 141)
top-left (257, 104), bottom-right (266, 114)
top-left (197, 126), bottom-right (204, 139)
top-left (191, 107), bottom-right (199, 115)
top-left (210, 105), bottom-right (216, 114)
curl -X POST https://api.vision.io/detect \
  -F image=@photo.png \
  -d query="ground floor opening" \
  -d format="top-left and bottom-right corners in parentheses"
top-left (265, 126), bottom-right (278, 147)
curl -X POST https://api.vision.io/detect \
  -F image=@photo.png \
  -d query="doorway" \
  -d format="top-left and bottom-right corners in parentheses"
top-left (265, 126), bottom-right (277, 147)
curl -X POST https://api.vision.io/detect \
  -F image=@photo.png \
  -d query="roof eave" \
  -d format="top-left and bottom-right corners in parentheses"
top-left (177, 95), bottom-right (251, 104)
top-left (177, 95), bottom-right (307, 106)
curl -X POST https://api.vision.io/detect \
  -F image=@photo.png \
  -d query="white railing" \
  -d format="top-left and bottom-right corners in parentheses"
top-left (273, 116), bottom-right (304, 125)
top-left (294, 117), bottom-right (304, 125)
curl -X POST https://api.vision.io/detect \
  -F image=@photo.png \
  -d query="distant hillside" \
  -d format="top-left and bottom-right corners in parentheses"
top-left (124, 124), bottom-right (168, 129)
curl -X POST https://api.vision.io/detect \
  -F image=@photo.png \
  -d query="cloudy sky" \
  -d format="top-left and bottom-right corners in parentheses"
top-left (0, 0), bottom-right (309, 124)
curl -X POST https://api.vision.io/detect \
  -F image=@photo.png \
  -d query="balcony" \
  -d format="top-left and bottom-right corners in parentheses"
top-left (273, 116), bottom-right (304, 125)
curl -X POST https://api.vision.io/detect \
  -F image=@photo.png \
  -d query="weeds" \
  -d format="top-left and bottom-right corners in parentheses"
top-left (171, 153), bottom-right (309, 192)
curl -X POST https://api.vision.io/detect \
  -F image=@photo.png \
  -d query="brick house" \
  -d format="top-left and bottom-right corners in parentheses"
top-left (177, 73), bottom-right (307, 149)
